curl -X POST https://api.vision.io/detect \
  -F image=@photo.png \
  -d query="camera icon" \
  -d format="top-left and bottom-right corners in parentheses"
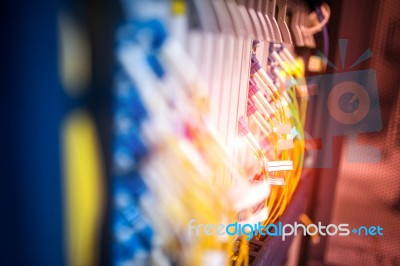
top-left (302, 69), bottom-right (382, 167)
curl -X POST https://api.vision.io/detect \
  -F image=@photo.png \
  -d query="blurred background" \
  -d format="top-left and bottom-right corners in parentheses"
top-left (1, 0), bottom-right (399, 265)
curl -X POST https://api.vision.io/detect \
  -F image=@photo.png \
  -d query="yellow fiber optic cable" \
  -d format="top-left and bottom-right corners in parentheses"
top-left (62, 110), bottom-right (104, 266)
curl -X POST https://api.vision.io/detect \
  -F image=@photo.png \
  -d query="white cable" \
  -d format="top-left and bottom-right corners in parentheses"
top-left (302, 3), bottom-right (330, 34)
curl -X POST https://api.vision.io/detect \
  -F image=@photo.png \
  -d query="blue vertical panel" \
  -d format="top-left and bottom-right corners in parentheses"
top-left (1, 0), bottom-right (65, 265)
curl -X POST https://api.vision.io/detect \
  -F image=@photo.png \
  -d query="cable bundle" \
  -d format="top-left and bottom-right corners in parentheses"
top-left (110, 0), bottom-right (325, 265)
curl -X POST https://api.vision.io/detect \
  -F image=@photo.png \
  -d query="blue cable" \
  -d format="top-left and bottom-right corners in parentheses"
top-left (111, 1), bottom-right (170, 265)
